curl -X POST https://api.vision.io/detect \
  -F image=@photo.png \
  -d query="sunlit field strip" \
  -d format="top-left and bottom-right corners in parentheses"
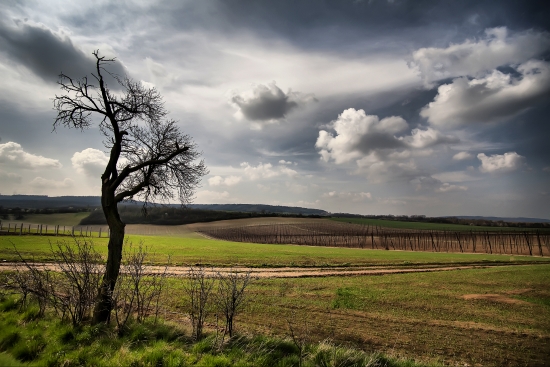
top-left (1, 235), bottom-right (548, 267)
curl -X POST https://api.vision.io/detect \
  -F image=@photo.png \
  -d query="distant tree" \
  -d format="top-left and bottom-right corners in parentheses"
top-left (54, 51), bottom-right (207, 323)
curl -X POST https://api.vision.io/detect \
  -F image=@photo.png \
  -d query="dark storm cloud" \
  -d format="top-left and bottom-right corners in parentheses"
top-left (0, 18), bottom-right (127, 86)
top-left (158, 0), bottom-right (550, 52)
top-left (231, 83), bottom-right (316, 122)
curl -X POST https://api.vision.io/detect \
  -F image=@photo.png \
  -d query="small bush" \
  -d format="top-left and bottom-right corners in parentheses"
top-left (0, 296), bottom-right (19, 312)
top-left (0, 330), bottom-right (20, 351)
top-left (11, 336), bottom-right (46, 362)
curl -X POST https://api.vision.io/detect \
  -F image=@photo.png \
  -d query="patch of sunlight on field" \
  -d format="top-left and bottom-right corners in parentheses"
top-left (1, 234), bottom-right (547, 267)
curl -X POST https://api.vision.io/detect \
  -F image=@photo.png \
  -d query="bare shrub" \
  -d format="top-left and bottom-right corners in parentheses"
top-left (49, 238), bottom-right (103, 326)
top-left (4, 244), bottom-right (54, 316)
top-left (286, 310), bottom-right (312, 367)
top-left (215, 269), bottom-right (252, 340)
top-left (183, 266), bottom-right (214, 340)
top-left (112, 242), bottom-right (169, 332)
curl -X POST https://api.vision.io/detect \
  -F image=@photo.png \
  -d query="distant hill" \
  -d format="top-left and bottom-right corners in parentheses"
top-left (449, 216), bottom-right (550, 223)
top-left (0, 195), bottom-right (100, 209)
top-left (0, 195), bottom-right (328, 216)
top-left (187, 204), bottom-right (328, 216)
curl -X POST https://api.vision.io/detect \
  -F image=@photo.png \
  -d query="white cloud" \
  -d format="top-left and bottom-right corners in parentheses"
top-left (436, 183), bottom-right (468, 193)
top-left (278, 160), bottom-right (296, 165)
top-left (400, 127), bottom-right (459, 148)
top-left (413, 176), bottom-right (468, 193)
top-left (29, 177), bottom-right (74, 189)
top-left (477, 152), bottom-right (524, 173)
top-left (208, 175), bottom-right (242, 187)
top-left (433, 170), bottom-right (479, 183)
top-left (240, 162), bottom-right (297, 180)
top-left (71, 148), bottom-right (110, 178)
top-left (412, 27), bottom-right (550, 85)
top-left (0, 170), bottom-right (22, 184)
top-left (420, 60), bottom-right (550, 128)
top-left (194, 190), bottom-right (232, 203)
top-left (0, 142), bottom-right (61, 169)
top-left (452, 151), bottom-right (473, 161)
top-left (322, 191), bottom-right (372, 202)
top-left (316, 109), bottom-right (457, 182)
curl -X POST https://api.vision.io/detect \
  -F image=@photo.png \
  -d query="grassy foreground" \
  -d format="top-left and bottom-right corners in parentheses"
top-left (0, 296), bottom-right (429, 367)
top-left (209, 264), bottom-right (550, 366)
top-left (1, 235), bottom-right (548, 267)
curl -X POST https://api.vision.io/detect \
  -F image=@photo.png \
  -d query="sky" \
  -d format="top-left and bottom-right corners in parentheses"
top-left (0, 0), bottom-right (549, 219)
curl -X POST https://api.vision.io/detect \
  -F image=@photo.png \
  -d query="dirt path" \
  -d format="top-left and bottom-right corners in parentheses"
top-left (0, 262), bottom-right (532, 278)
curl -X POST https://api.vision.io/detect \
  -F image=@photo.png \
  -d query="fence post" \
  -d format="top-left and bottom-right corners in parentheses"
top-left (72, 226), bottom-right (74, 236)
top-left (99, 228), bottom-right (102, 238)
top-left (20, 223), bottom-right (23, 235)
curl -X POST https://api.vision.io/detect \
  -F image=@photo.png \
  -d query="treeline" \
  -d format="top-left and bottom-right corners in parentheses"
top-left (332, 213), bottom-right (550, 228)
top-left (80, 205), bottom-right (324, 225)
top-left (0, 206), bottom-right (93, 220)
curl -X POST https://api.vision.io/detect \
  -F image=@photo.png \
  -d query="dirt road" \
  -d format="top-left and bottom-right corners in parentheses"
top-left (0, 262), bottom-right (533, 278)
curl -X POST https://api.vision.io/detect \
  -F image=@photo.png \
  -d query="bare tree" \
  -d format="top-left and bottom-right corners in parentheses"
top-left (183, 266), bottom-right (214, 340)
top-left (215, 269), bottom-right (252, 339)
top-left (53, 51), bottom-right (207, 323)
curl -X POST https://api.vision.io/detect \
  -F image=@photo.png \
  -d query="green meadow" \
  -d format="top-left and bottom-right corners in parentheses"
top-left (1, 235), bottom-right (547, 267)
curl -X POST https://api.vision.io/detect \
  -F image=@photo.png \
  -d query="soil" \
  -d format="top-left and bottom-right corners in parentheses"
top-left (0, 262), bottom-right (533, 278)
top-left (461, 293), bottom-right (530, 305)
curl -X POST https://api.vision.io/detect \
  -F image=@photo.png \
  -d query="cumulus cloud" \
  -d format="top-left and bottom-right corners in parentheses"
top-left (400, 127), bottom-right (459, 148)
top-left (240, 162), bottom-right (297, 180)
top-left (420, 60), bottom-right (550, 128)
top-left (30, 177), bottom-right (74, 189)
top-left (71, 148), bottom-right (109, 178)
top-left (412, 27), bottom-right (550, 85)
top-left (477, 152), bottom-right (524, 173)
top-left (278, 160), bottom-right (297, 165)
top-left (413, 176), bottom-right (467, 193)
top-left (194, 190), bottom-right (232, 203)
top-left (0, 19), bottom-right (127, 84)
top-left (0, 170), bottom-right (22, 184)
top-left (0, 142), bottom-right (61, 169)
top-left (231, 82), bottom-right (316, 123)
top-left (208, 175), bottom-right (242, 187)
top-left (322, 191), bottom-right (372, 202)
top-left (452, 152), bottom-right (473, 161)
top-left (436, 183), bottom-right (468, 193)
top-left (315, 109), bottom-right (457, 181)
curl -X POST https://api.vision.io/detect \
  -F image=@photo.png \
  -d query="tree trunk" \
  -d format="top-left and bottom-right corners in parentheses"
top-left (93, 189), bottom-right (125, 324)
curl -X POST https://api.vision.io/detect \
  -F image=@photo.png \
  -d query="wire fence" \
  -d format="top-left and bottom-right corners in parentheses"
top-left (198, 222), bottom-right (550, 256)
top-left (0, 220), bottom-right (109, 238)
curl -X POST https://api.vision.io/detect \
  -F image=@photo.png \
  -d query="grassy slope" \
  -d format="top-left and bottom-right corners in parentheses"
top-left (0, 301), bottom-right (426, 367)
top-left (1, 235), bottom-right (547, 266)
top-left (331, 217), bottom-right (550, 231)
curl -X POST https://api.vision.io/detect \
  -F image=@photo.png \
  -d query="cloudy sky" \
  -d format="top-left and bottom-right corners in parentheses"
top-left (0, 0), bottom-right (549, 218)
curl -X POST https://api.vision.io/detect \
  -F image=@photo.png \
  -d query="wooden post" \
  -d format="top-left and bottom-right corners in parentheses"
top-left (72, 226), bottom-right (75, 236)
top-left (8, 223), bottom-right (11, 233)
top-left (20, 223), bottom-right (23, 235)
top-left (99, 228), bottom-right (102, 238)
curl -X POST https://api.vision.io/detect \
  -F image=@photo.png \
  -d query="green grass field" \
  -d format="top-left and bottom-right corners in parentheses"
top-left (4, 212), bottom-right (92, 226)
top-left (225, 264), bottom-right (550, 366)
top-left (1, 235), bottom-right (547, 267)
top-left (331, 217), bottom-right (550, 231)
